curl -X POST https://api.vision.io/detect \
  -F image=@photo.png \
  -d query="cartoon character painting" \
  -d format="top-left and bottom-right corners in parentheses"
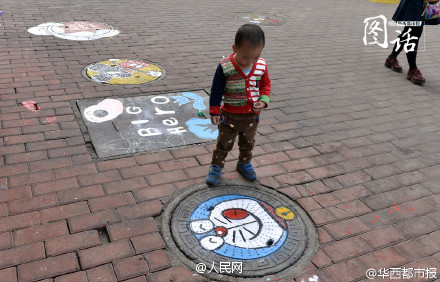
top-left (190, 195), bottom-right (294, 259)
top-left (85, 59), bottom-right (164, 85)
top-left (27, 21), bottom-right (119, 41)
top-left (79, 91), bottom-right (218, 157)
top-left (83, 98), bottom-right (123, 123)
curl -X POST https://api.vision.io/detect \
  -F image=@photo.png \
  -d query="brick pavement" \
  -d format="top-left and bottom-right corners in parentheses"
top-left (0, 0), bottom-right (440, 281)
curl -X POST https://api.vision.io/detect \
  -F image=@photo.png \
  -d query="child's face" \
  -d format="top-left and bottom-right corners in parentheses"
top-left (232, 41), bottom-right (264, 69)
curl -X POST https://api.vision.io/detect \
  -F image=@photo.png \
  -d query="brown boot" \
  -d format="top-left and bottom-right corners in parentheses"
top-left (407, 69), bottom-right (425, 85)
top-left (384, 57), bottom-right (403, 73)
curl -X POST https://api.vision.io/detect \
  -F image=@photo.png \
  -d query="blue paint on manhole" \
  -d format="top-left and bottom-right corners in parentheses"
top-left (190, 195), bottom-right (290, 259)
top-left (161, 181), bottom-right (319, 280)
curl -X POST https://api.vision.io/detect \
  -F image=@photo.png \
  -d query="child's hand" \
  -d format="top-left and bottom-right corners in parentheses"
top-left (211, 115), bottom-right (220, 125)
top-left (253, 101), bottom-right (266, 113)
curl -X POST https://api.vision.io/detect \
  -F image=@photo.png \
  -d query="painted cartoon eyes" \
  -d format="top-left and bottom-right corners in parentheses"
top-left (223, 208), bottom-right (249, 220)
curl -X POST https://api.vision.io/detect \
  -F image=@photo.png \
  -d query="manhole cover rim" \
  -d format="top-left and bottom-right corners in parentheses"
top-left (160, 179), bottom-right (319, 281)
top-left (81, 58), bottom-right (167, 86)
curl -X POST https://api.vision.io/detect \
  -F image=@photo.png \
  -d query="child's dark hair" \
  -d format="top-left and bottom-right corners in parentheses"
top-left (235, 24), bottom-right (265, 48)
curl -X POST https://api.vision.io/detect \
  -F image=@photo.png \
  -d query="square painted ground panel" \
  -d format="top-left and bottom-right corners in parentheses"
top-left (77, 90), bottom-right (218, 158)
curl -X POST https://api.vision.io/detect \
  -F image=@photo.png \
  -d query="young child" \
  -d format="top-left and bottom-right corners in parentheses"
top-left (206, 23), bottom-right (271, 185)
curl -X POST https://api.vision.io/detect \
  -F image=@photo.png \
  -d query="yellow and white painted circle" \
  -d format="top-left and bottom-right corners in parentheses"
top-left (84, 59), bottom-right (165, 85)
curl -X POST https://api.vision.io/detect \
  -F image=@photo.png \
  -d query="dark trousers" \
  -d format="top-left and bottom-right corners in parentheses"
top-left (389, 25), bottom-right (424, 70)
top-left (211, 110), bottom-right (259, 168)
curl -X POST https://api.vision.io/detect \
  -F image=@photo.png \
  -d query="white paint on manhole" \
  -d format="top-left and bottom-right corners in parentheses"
top-left (28, 21), bottom-right (119, 40)
top-left (161, 182), bottom-right (319, 280)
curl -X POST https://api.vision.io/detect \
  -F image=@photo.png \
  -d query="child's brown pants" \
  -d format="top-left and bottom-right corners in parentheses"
top-left (211, 110), bottom-right (259, 168)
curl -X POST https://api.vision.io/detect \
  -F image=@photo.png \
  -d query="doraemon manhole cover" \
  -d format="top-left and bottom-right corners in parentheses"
top-left (82, 59), bottom-right (165, 85)
top-left (162, 181), bottom-right (318, 280)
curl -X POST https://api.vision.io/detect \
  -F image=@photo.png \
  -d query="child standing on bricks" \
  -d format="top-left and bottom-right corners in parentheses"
top-left (206, 24), bottom-right (271, 185)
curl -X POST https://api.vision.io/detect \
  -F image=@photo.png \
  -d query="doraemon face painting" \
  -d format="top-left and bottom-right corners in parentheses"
top-left (190, 195), bottom-right (295, 259)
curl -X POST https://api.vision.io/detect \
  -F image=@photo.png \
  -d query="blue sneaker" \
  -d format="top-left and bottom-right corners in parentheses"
top-left (206, 165), bottom-right (222, 185)
top-left (237, 162), bottom-right (257, 181)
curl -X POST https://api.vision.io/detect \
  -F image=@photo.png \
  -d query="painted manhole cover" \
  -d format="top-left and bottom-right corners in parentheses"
top-left (27, 21), bottom-right (119, 40)
top-left (76, 90), bottom-right (218, 158)
top-left (162, 181), bottom-right (318, 280)
top-left (83, 59), bottom-right (165, 85)
top-left (237, 14), bottom-right (284, 26)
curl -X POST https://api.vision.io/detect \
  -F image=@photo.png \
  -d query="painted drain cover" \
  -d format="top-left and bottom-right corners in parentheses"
top-left (76, 90), bottom-right (218, 158)
top-left (83, 59), bottom-right (165, 85)
top-left (28, 21), bottom-right (119, 40)
top-left (162, 181), bottom-right (318, 280)
top-left (237, 14), bottom-right (284, 26)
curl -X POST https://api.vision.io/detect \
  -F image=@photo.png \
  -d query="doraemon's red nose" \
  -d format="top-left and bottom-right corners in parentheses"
top-left (215, 226), bottom-right (227, 237)
top-left (223, 208), bottom-right (249, 220)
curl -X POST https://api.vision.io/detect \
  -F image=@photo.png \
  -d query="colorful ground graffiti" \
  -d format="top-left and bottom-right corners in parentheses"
top-left (27, 21), bottom-right (119, 40)
top-left (84, 59), bottom-right (165, 85)
top-left (190, 195), bottom-right (294, 259)
top-left (162, 183), bottom-right (319, 279)
top-left (76, 90), bottom-right (218, 158)
top-left (239, 14), bottom-right (283, 26)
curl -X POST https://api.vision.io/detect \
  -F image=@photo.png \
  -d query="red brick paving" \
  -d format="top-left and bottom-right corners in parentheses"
top-left (0, 0), bottom-right (440, 281)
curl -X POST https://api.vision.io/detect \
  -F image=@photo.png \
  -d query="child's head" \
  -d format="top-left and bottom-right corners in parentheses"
top-left (232, 24), bottom-right (265, 68)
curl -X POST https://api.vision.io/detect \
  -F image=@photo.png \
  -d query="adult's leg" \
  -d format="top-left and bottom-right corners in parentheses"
top-left (405, 25), bottom-right (424, 70)
top-left (389, 26), bottom-right (411, 58)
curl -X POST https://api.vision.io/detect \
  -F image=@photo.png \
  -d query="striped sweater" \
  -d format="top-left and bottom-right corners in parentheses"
top-left (209, 53), bottom-right (271, 115)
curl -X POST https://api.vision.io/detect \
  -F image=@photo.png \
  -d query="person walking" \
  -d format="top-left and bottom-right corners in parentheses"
top-left (385, 0), bottom-right (440, 85)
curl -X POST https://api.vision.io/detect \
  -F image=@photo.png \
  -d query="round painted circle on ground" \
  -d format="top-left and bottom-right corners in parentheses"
top-left (28, 21), bottom-right (119, 40)
top-left (82, 59), bottom-right (166, 85)
top-left (237, 14), bottom-right (284, 26)
top-left (161, 180), bottom-right (318, 280)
